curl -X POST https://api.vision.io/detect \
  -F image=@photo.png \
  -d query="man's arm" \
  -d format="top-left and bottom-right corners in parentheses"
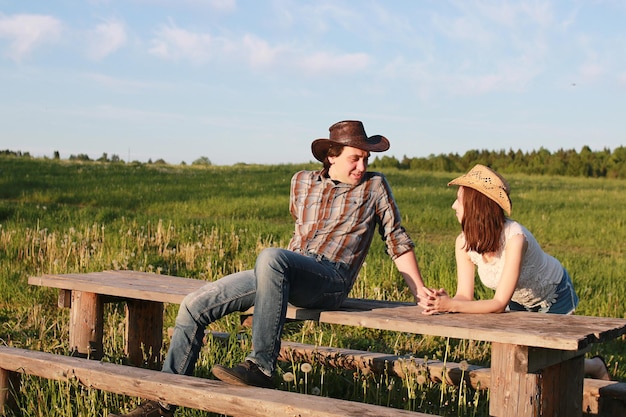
top-left (393, 250), bottom-right (427, 304)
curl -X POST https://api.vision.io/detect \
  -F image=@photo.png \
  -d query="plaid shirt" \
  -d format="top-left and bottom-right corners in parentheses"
top-left (288, 169), bottom-right (414, 283)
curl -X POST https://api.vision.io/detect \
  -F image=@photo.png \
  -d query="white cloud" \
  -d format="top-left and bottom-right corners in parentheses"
top-left (126, 0), bottom-right (236, 13)
top-left (90, 104), bottom-right (186, 122)
top-left (409, 1), bottom-right (559, 98)
top-left (149, 22), bottom-right (213, 63)
top-left (432, 13), bottom-right (494, 45)
top-left (448, 62), bottom-right (539, 95)
top-left (466, 0), bottom-right (554, 28)
top-left (83, 72), bottom-right (161, 92)
top-left (579, 62), bottom-right (605, 80)
top-left (241, 34), bottom-right (284, 68)
top-left (296, 51), bottom-right (371, 76)
top-left (0, 13), bottom-right (62, 62)
top-left (86, 19), bottom-right (127, 60)
top-left (207, 0), bottom-right (236, 12)
top-left (147, 21), bottom-right (370, 76)
top-left (519, 1), bottom-right (554, 27)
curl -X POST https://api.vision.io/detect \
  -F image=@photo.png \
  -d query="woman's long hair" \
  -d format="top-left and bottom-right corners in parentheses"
top-left (461, 186), bottom-right (506, 254)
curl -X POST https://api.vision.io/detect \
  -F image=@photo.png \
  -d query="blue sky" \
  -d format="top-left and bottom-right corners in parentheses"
top-left (1, 1), bottom-right (624, 165)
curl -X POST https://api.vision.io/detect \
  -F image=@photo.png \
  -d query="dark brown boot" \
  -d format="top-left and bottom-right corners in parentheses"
top-left (108, 400), bottom-right (175, 417)
top-left (212, 360), bottom-right (273, 388)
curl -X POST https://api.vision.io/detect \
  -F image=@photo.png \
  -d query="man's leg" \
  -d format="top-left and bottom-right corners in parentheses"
top-left (213, 248), bottom-right (349, 387)
top-left (163, 270), bottom-right (257, 376)
top-left (109, 271), bottom-right (257, 417)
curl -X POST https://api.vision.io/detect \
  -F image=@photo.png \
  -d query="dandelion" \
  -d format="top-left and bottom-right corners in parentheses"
top-left (300, 362), bottom-right (313, 393)
top-left (459, 360), bottom-right (469, 371)
top-left (311, 386), bottom-right (321, 396)
top-left (416, 374), bottom-right (427, 385)
top-left (282, 372), bottom-right (295, 392)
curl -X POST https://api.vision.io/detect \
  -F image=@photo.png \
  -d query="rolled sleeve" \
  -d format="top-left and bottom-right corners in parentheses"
top-left (375, 175), bottom-right (415, 260)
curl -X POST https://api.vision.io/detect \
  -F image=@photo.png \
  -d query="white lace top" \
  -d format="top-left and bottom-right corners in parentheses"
top-left (465, 220), bottom-right (563, 310)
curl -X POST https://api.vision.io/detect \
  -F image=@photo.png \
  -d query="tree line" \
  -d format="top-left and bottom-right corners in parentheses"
top-left (371, 145), bottom-right (626, 179)
top-left (2, 145), bottom-right (625, 179)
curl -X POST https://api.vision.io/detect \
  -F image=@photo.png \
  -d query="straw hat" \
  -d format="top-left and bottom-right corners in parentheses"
top-left (448, 164), bottom-right (512, 215)
top-left (311, 120), bottom-right (390, 162)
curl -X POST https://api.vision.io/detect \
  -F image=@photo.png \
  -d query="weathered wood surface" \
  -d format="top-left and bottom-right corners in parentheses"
top-left (489, 341), bottom-right (586, 416)
top-left (308, 298), bottom-right (626, 351)
top-left (125, 299), bottom-right (163, 367)
top-left (0, 346), bottom-right (431, 417)
top-left (209, 331), bottom-right (626, 416)
top-left (29, 270), bottom-right (201, 304)
top-left (29, 271), bottom-right (626, 351)
top-left (204, 330), bottom-right (492, 387)
top-left (68, 290), bottom-right (103, 359)
top-left (29, 270), bottom-right (626, 417)
top-left (0, 367), bottom-right (20, 415)
top-left (583, 379), bottom-right (626, 416)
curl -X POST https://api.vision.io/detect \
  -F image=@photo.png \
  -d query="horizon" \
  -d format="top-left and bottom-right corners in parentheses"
top-left (3, 141), bottom-right (622, 168)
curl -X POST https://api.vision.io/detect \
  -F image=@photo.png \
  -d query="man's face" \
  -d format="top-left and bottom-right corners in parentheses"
top-left (328, 146), bottom-right (369, 185)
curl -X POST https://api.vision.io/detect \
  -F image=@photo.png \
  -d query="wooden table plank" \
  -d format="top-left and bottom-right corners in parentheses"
top-left (311, 305), bottom-right (626, 351)
top-left (30, 271), bottom-right (626, 351)
top-left (29, 271), bottom-right (205, 304)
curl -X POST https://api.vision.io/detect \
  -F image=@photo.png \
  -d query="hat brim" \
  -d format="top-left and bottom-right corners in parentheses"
top-left (311, 136), bottom-right (389, 162)
top-left (448, 176), bottom-right (512, 216)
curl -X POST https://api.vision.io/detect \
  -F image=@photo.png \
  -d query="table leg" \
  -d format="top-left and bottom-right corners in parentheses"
top-left (0, 367), bottom-right (21, 415)
top-left (490, 342), bottom-right (584, 417)
top-left (125, 300), bottom-right (164, 368)
top-left (68, 291), bottom-right (103, 359)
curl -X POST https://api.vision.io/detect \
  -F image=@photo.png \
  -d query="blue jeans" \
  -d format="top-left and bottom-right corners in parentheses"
top-left (162, 247), bottom-right (352, 377)
top-left (508, 268), bottom-right (579, 314)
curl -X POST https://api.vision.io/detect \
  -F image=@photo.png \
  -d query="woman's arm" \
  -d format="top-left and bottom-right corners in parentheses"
top-left (453, 234), bottom-right (476, 302)
top-left (421, 233), bottom-right (526, 314)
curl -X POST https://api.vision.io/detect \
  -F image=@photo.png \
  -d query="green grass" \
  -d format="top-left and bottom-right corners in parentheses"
top-left (1, 156), bottom-right (624, 416)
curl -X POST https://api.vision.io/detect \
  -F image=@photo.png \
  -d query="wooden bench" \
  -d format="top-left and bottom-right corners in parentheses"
top-left (268, 335), bottom-right (626, 417)
top-left (28, 270), bottom-right (626, 417)
top-left (0, 346), bottom-right (429, 417)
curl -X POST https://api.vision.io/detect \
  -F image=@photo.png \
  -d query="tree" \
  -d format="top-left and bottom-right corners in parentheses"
top-left (69, 154), bottom-right (91, 161)
top-left (192, 156), bottom-right (212, 166)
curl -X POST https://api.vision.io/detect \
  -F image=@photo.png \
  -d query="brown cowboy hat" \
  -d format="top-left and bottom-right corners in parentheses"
top-left (311, 120), bottom-right (390, 162)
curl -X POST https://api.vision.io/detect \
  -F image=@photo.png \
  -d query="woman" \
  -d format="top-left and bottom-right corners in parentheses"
top-left (420, 164), bottom-right (610, 380)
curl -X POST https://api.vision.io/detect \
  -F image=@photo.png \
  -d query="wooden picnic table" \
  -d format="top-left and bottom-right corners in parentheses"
top-left (29, 270), bottom-right (626, 417)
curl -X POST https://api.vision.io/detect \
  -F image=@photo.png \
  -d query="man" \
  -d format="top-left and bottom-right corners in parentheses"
top-left (111, 120), bottom-right (427, 417)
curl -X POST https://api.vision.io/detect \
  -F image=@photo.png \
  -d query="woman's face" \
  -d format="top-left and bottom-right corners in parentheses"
top-left (452, 186), bottom-right (464, 224)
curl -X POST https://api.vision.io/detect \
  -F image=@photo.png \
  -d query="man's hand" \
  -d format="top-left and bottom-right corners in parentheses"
top-left (418, 288), bottom-right (450, 315)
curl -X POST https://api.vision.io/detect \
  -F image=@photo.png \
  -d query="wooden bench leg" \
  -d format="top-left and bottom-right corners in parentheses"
top-left (69, 291), bottom-right (104, 360)
top-left (125, 300), bottom-right (164, 368)
top-left (0, 367), bottom-right (21, 415)
top-left (490, 342), bottom-right (584, 417)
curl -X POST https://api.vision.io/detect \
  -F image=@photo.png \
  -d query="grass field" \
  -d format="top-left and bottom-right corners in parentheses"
top-left (1, 156), bottom-right (624, 416)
